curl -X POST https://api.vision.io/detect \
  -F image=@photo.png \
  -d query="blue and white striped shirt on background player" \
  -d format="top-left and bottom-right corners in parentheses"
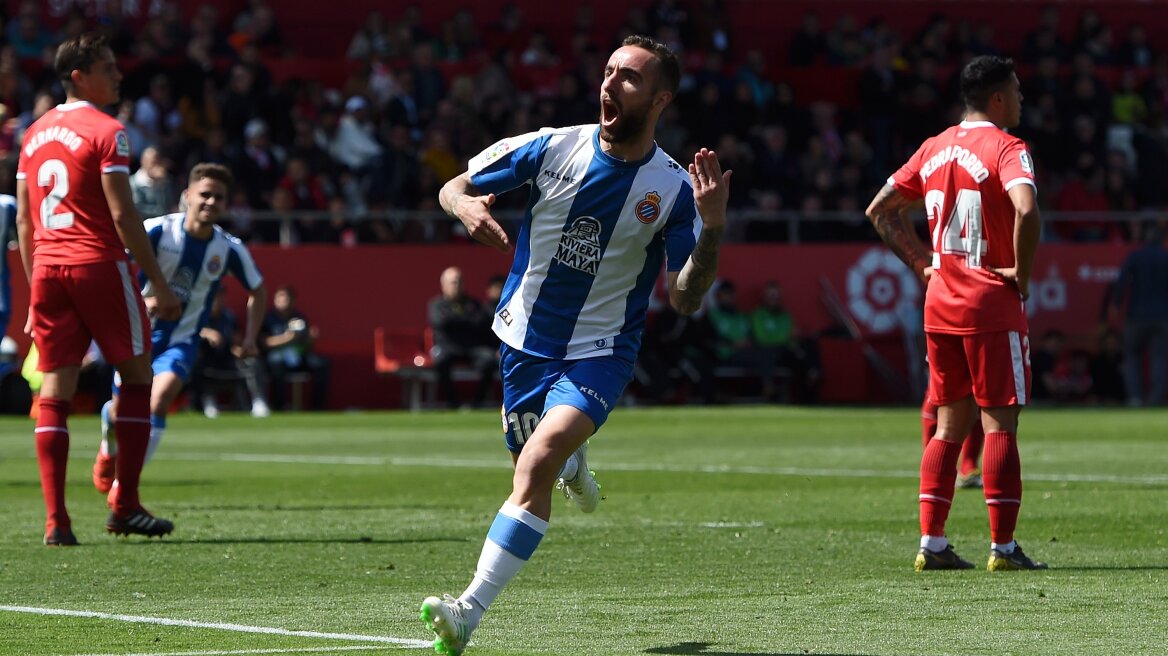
top-left (141, 213), bottom-right (263, 351)
top-left (0, 194), bottom-right (16, 335)
top-left (469, 124), bottom-right (698, 363)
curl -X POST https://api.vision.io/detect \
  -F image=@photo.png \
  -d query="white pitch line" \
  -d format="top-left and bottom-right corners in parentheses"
top-left (157, 452), bottom-right (1168, 485)
top-left (0, 606), bottom-right (431, 649)
top-left (74, 647), bottom-right (385, 656)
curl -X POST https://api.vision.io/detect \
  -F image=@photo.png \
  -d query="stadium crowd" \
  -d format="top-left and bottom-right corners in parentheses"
top-left (0, 1), bottom-right (1165, 412)
top-left (0, 1), bottom-right (1166, 245)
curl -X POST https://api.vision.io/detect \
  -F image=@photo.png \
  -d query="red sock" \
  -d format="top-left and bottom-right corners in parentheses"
top-left (920, 399), bottom-right (938, 450)
top-left (35, 398), bottom-right (72, 531)
top-left (112, 384), bottom-right (151, 515)
top-left (983, 430), bottom-right (1021, 544)
top-left (960, 422), bottom-right (985, 476)
top-left (920, 438), bottom-right (962, 537)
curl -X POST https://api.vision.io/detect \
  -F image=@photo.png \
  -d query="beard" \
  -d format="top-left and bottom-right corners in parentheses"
top-left (599, 102), bottom-right (651, 145)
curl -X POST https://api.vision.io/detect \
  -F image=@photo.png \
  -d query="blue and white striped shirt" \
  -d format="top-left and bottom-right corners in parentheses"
top-left (470, 125), bottom-right (698, 361)
top-left (141, 213), bottom-right (263, 350)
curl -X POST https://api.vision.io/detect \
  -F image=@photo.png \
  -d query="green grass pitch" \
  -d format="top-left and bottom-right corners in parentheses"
top-left (1, 406), bottom-right (1166, 655)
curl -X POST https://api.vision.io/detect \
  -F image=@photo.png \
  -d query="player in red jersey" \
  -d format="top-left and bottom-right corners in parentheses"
top-left (865, 55), bottom-right (1047, 571)
top-left (15, 33), bottom-right (181, 546)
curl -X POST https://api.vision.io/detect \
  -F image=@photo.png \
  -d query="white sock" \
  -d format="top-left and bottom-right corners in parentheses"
top-left (991, 540), bottom-right (1016, 554)
top-left (557, 453), bottom-right (579, 481)
top-left (459, 501), bottom-right (548, 623)
top-left (144, 418), bottom-right (166, 464)
top-left (921, 535), bottom-right (948, 552)
top-left (100, 400), bottom-right (116, 457)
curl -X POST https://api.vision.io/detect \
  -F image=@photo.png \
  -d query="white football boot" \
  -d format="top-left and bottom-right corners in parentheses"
top-left (556, 442), bottom-right (601, 513)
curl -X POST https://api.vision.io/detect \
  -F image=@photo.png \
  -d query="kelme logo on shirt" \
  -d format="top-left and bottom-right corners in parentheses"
top-left (635, 191), bottom-right (661, 224)
top-left (553, 216), bottom-right (602, 275)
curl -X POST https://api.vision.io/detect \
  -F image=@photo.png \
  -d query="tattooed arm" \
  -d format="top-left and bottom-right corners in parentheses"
top-left (669, 148), bottom-right (732, 315)
top-left (669, 226), bottom-right (723, 315)
top-left (864, 184), bottom-right (931, 280)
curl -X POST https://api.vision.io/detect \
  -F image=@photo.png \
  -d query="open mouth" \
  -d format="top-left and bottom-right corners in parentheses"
top-left (601, 97), bottom-right (621, 127)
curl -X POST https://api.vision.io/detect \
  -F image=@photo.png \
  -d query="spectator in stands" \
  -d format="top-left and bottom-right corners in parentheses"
top-left (277, 156), bottom-right (328, 211)
top-left (1051, 349), bottom-right (1094, 403)
top-left (192, 288), bottom-right (270, 419)
top-left (428, 267), bottom-right (497, 409)
top-left (260, 286), bottom-right (331, 410)
top-left (638, 302), bottom-right (718, 405)
top-left (708, 280), bottom-right (756, 373)
top-left (129, 146), bottom-right (177, 219)
top-left (6, 1), bottom-right (54, 59)
top-left (1111, 225), bottom-right (1168, 406)
top-left (1090, 328), bottom-right (1126, 404)
top-left (347, 10), bottom-right (393, 60)
top-left (479, 274), bottom-right (506, 351)
top-left (751, 281), bottom-right (814, 403)
top-left (789, 12), bottom-right (828, 66)
top-left (133, 74), bottom-right (180, 152)
top-left (233, 118), bottom-right (283, 209)
top-left (1030, 329), bottom-right (1066, 404)
top-left (1119, 24), bottom-right (1154, 69)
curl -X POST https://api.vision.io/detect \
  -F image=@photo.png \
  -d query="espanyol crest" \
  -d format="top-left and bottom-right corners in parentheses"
top-left (635, 191), bottom-right (661, 224)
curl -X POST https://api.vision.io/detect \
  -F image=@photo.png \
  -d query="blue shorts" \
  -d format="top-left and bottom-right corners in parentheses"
top-left (152, 342), bottom-right (197, 382)
top-left (499, 343), bottom-right (634, 453)
top-left (115, 341), bottom-right (197, 392)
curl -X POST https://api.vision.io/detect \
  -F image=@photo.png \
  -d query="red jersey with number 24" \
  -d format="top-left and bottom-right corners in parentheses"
top-left (889, 120), bottom-right (1036, 335)
top-left (16, 101), bottom-right (132, 265)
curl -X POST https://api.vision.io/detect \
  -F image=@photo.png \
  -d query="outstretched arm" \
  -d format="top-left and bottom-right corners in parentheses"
top-left (670, 148), bottom-right (732, 315)
top-left (439, 172), bottom-right (510, 252)
top-left (865, 184), bottom-right (930, 280)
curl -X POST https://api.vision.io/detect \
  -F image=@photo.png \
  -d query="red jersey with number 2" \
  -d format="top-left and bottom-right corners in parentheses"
top-left (16, 101), bottom-right (132, 265)
top-left (889, 120), bottom-right (1036, 335)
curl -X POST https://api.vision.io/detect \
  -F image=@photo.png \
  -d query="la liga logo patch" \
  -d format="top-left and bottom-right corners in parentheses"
top-left (635, 191), bottom-right (661, 224)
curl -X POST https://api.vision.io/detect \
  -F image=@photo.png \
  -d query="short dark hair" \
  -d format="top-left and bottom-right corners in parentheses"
top-left (621, 35), bottom-right (680, 96)
top-left (55, 32), bottom-right (111, 86)
top-left (188, 162), bottom-right (234, 191)
top-left (960, 55), bottom-right (1016, 112)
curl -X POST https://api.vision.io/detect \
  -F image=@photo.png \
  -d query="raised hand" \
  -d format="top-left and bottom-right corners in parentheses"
top-left (687, 148), bottom-right (732, 230)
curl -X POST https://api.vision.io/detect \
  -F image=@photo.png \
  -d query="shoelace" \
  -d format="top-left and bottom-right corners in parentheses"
top-left (439, 595), bottom-right (471, 642)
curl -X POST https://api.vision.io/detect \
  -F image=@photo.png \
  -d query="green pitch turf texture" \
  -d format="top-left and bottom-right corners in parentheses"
top-left (1, 406), bottom-right (1165, 656)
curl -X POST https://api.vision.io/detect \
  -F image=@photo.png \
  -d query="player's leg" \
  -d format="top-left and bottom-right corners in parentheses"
top-left (142, 344), bottom-right (195, 464)
top-left (920, 397), bottom-right (937, 449)
top-left (957, 420), bottom-right (985, 489)
top-left (29, 266), bottom-right (89, 546)
top-left (37, 367), bottom-right (81, 546)
top-left (914, 332), bottom-right (976, 570)
top-left (75, 261), bottom-right (172, 536)
top-left (105, 369), bottom-right (182, 508)
top-left (970, 330), bottom-right (1045, 570)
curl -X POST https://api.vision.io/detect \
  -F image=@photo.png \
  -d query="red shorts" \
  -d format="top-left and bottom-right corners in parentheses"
top-left (31, 261), bottom-right (150, 371)
top-left (926, 330), bottom-right (1031, 407)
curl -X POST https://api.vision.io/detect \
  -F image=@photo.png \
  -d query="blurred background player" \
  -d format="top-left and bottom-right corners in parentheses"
top-left (419, 35), bottom-right (730, 655)
top-left (93, 163), bottom-right (266, 499)
top-left (866, 55), bottom-right (1046, 572)
top-left (16, 32), bottom-right (181, 545)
